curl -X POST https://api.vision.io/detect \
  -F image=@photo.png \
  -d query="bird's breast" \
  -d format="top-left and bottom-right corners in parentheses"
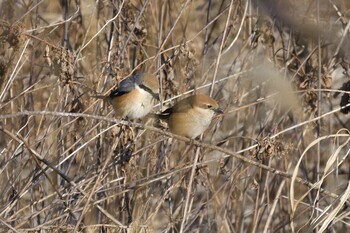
top-left (111, 88), bottom-right (154, 119)
top-left (168, 108), bottom-right (214, 138)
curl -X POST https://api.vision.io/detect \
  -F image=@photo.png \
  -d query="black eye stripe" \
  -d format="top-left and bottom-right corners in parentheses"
top-left (139, 84), bottom-right (159, 99)
top-left (140, 84), bottom-right (153, 94)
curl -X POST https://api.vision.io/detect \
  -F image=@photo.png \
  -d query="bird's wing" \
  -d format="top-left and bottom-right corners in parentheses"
top-left (158, 98), bottom-right (192, 120)
top-left (109, 75), bottom-right (139, 97)
top-left (171, 97), bottom-right (193, 113)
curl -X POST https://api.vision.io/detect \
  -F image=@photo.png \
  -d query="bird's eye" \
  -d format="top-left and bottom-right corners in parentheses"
top-left (207, 104), bottom-right (212, 109)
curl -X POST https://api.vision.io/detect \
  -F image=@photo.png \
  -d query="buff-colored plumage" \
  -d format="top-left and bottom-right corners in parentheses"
top-left (160, 94), bottom-right (223, 138)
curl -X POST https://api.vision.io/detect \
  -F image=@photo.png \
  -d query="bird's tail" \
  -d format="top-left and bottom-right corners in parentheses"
top-left (144, 113), bottom-right (169, 129)
top-left (90, 95), bottom-right (109, 101)
top-left (90, 95), bottom-right (105, 99)
top-left (156, 113), bottom-right (169, 120)
top-left (156, 107), bottom-right (172, 120)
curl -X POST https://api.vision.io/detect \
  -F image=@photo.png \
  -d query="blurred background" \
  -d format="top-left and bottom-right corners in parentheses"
top-left (0, 0), bottom-right (350, 232)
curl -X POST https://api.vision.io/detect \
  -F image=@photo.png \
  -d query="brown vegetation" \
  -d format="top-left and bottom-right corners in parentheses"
top-left (0, 0), bottom-right (350, 232)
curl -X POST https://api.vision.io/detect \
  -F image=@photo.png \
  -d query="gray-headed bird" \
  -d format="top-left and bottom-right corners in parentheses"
top-left (95, 73), bottom-right (160, 119)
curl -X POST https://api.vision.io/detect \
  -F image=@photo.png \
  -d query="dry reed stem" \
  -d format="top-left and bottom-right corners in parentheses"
top-left (1, 0), bottom-right (350, 232)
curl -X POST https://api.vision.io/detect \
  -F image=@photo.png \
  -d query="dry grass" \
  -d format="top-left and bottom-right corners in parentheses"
top-left (1, 0), bottom-right (350, 232)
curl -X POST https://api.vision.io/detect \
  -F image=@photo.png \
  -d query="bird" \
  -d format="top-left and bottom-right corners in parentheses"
top-left (94, 73), bottom-right (160, 119)
top-left (159, 94), bottom-right (223, 138)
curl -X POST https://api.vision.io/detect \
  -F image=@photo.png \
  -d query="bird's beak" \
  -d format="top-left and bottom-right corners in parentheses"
top-left (153, 93), bottom-right (160, 101)
top-left (214, 108), bottom-right (224, 114)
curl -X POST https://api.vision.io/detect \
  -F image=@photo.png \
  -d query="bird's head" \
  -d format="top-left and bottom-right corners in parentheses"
top-left (139, 73), bottom-right (160, 100)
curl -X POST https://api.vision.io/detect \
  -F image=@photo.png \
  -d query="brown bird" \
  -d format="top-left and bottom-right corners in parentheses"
top-left (159, 94), bottom-right (223, 138)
